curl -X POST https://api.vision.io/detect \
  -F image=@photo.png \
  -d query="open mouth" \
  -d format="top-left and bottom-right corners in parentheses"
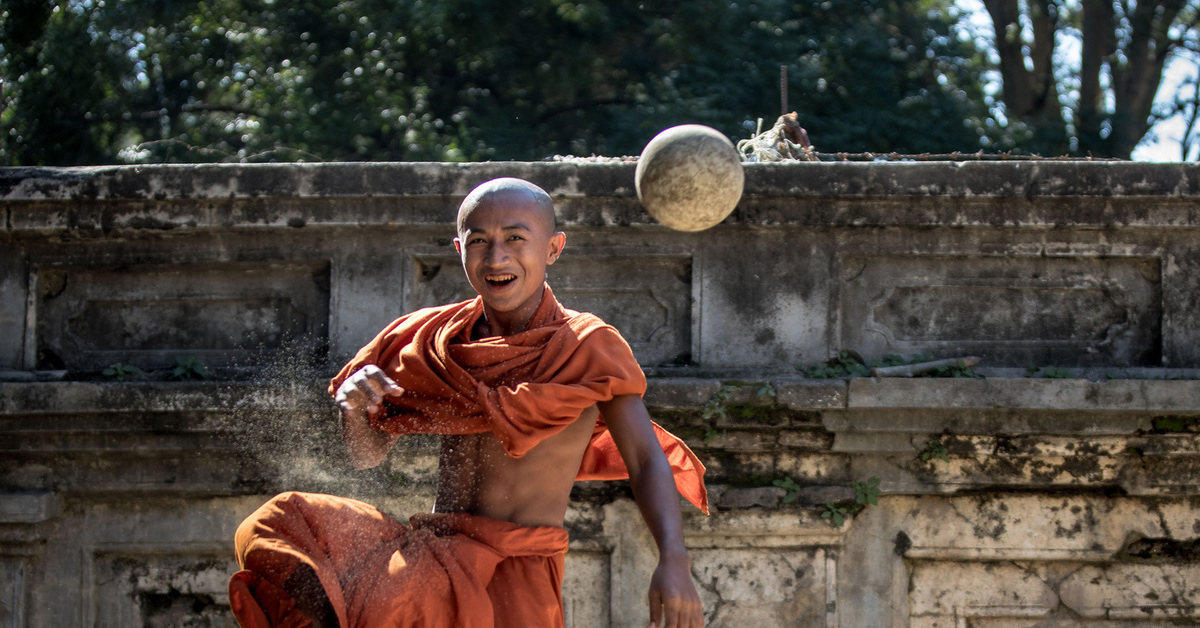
top-left (485, 273), bottom-right (517, 288)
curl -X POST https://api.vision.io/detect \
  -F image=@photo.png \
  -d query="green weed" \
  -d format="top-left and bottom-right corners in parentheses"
top-left (920, 439), bottom-right (950, 462)
top-left (102, 363), bottom-right (140, 381)
top-left (169, 356), bottom-right (207, 381)
top-left (773, 477), bottom-right (802, 504)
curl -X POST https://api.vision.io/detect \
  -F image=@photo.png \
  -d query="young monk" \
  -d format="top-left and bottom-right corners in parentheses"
top-left (228, 178), bottom-right (708, 628)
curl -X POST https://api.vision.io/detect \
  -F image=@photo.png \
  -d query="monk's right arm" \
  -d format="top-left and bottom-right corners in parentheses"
top-left (334, 364), bottom-right (402, 470)
top-left (599, 393), bottom-right (703, 628)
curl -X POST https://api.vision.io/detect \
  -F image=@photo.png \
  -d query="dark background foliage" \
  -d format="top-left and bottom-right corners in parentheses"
top-left (2, 0), bottom-right (1196, 165)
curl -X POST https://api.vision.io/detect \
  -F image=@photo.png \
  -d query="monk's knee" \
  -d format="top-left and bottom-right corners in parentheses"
top-left (234, 492), bottom-right (318, 562)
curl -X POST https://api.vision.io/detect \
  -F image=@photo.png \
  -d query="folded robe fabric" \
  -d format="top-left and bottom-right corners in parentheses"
top-left (328, 284), bottom-right (708, 514)
top-left (231, 491), bottom-right (569, 628)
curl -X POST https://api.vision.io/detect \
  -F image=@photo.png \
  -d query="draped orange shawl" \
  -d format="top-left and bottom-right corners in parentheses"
top-left (328, 284), bottom-right (708, 514)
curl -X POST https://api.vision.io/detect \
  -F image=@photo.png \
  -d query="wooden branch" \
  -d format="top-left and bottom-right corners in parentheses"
top-left (870, 357), bottom-right (982, 378)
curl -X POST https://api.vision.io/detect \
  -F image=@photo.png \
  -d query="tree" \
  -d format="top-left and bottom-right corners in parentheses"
top-left (981, 0), bottom-right (1200, 158)
top-left (1, 0), bottom-right (998, 165)
top-left (1175, 65), bottom-right (1200, 159)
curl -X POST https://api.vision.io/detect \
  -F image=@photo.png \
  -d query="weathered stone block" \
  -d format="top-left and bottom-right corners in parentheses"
top-left (718, 486), bottom-right (786, 510)
top-left (840, 254), bottom-right (1162, 367)
top-left (34, 261), bottom-right (329, 372)
top-left (561, 549), bottom-right (610, 627)
top-left (908, 561), bottom-right (1060, 620)
top-left (1059, 562), bottom-right (1200, 620)
top-left (692, 547), bottom-right (832, 626)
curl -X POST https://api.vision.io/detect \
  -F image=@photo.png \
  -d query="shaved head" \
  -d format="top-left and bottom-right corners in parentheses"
top-left (457, 178), bottom-right (556, 236)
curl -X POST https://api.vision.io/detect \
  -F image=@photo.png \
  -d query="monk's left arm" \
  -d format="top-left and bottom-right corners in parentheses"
top-left (599, 393), bottom-right (704, 628)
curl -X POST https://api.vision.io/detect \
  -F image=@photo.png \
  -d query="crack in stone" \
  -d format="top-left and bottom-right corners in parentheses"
top-left (693, 565), bottom-right (727, 625)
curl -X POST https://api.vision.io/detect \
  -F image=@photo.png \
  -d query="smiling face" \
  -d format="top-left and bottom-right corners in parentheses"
top-left (454, 179), bottom-right (565, 336)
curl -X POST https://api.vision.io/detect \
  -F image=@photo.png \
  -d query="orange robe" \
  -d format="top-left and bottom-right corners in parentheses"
top-left (230, 285), bottom-right (706, 627)
top-left (231, 492), bottom-right (568, 628)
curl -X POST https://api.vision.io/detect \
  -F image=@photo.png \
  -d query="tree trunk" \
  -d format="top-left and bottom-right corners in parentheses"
top-left (983, 0), bottom-right (1067, 154)
top-left (1076, 1), bottom-right (1115, 155)
top-left (1106, 0), bottom-right (1184, 158)
top-left (988, 0), bottom-right (1194, 158)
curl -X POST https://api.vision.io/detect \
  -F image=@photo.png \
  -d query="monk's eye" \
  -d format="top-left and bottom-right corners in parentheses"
top-left (508, 235), bottom-right (524, 241)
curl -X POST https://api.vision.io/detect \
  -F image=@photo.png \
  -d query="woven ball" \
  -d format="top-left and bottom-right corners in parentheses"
top-left (635, 124), bottom-right (745, 231)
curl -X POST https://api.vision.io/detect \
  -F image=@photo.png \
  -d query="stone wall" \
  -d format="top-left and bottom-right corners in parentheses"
top-left (2, 161), bottom-right (1200, 627)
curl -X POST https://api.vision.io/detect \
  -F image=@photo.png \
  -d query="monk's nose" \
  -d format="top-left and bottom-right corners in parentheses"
top-left (484, 243), bottom-right (509, 265)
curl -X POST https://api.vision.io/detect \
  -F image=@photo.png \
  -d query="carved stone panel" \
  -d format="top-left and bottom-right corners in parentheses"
top-left (898, 494), bottom-right (1200, 628)
top-left (840, 255), bottom-right (1162, 366)
top-left (90, 549), bottom-right (236, 628)
top-left (909, 560), bottom-right (1200, 626)
top-left (35, 261), bottom-right (330, 372)
top-left (691, 547), bottom-right (833, 626)
top-left (407, 255), bottom-right (692, 366)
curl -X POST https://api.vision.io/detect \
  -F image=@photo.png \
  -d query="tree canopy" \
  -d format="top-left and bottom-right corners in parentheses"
top-left (1, 0), bottom-right (1192, 165)
top-left (980, 0), bottom-right (1200, 158)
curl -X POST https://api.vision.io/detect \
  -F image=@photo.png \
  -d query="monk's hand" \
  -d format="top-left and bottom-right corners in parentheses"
top-left (334, 364), bottom-right (404, 419)
top-left (647, 551), bottom-right (703, 628)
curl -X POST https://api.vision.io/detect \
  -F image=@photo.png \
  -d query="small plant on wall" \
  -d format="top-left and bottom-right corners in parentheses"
top-left (169, 356), bottom-right (207, 381)
top-left (821, 476), bottom-right (881, 527)
top-left (919, 439), bottom-right (951, 462)
top-left (102, 363), bottom-right (141, 381)
top-left (802, 351), bottom-right (871, 379)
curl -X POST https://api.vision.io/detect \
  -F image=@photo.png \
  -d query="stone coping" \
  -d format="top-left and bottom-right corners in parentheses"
top-left (4, 162), bottom-right (1200, 232)
top-left (4, 162), bottom-right (1199, 200)
top-left (3, 376), bottom-right (1197, 417)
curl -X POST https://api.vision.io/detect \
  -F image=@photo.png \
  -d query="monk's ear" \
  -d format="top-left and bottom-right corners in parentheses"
top-left (546, 231), bottom-right (565, 265)
top-left (453, 237), bottom-right (463, 255)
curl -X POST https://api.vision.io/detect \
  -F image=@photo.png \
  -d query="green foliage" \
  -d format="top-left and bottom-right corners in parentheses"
top-left (773, 477), bottom-right (802, 504)
top-left (169, 355), bottom-right (207, 381)
top-left (1, 0), bottom-right (1000, 165)
top-left (822, 502), bottom-right (851, 527)
top-left (821, 476), bottom-right (882, 527)
top-left (854, 476), bottom-right (881, 507)
top-left (703, 381), bottom-right (775, 422)
top-left (802, 351), bottom-right (871, 379)
top-left (920, 439), bottom-right (950, 462)
top-left (930, 359), bottom-right (980, 379)
top-left (101, 363), bottom-right (140, 381)
top-left (702, 383), bottom-right (737, 423)
top-left (1152, 417), bottom-right (1192, 433)
top-left (1042, 367), bottom-right (1074, 379)
top-left (874, 354), bottom-right (911, 368)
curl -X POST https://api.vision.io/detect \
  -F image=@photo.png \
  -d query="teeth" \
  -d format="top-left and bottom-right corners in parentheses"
top-left (487, 274), bottom-right (516, 283)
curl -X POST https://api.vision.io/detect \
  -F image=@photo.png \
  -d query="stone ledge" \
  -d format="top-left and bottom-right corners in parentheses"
top-left (3, 377), bottom-right (1198, 416)
top-left (0, 381), bottom-right (329, 414)
top-left (848, 377), bottom-right (1200, 412)
top-left (0, 162), bottom-right (634, 201)
top-left (5, 162), bottom-right (1198, 201)
top-left (5, 162), bottom-right (1199, 232)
